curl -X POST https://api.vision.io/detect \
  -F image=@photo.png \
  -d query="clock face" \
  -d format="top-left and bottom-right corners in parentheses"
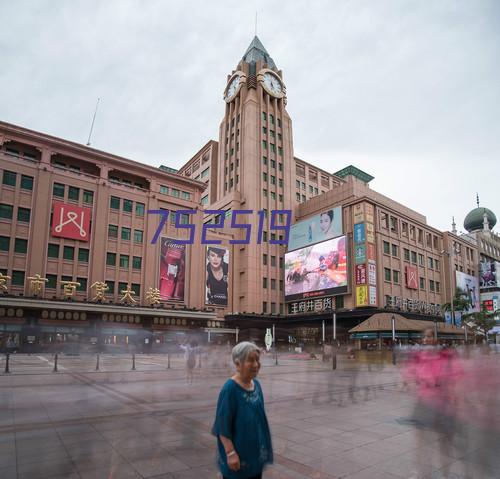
top-left (225, 75), bottom-right (240, 102)
top-left (263, 72), bottom-right (282, 96)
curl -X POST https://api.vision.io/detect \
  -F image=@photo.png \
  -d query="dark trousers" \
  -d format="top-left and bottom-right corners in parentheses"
top-left (223, 475), bottom-right (262, 479)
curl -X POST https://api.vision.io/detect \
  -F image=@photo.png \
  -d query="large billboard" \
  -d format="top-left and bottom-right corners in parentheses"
top-left (159, 238), bottom-right (186, 301)
top-left (52, 201), bottom-right (91, 241)
top-left (284, 236), bottom-right (348, 302)
top-left (205, 246), bottom-right (229, 306)
top-left (455, 271), bottom-right (480, 313)
top-left (479, 260), bottom-right (499, 289)
top-left (288, 207), bottom-right (342, 251)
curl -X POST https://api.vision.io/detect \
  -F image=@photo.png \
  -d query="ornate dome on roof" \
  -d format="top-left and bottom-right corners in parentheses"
top-left (464, 207), bottom-right (497, 232)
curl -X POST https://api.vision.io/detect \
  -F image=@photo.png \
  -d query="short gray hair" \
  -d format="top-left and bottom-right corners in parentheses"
top-left (232, 341), bottom-right (260, 365)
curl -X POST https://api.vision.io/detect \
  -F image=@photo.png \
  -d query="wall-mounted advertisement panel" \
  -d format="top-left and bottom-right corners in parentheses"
top-left (479, 260), bottom-right (499, 289)
top-left (369, 286), bottom-right (377, 306)
top-left (284, 236), bottom-right (348, 302)
top-left (356, 285), bottom-right (368, 306)
top-left (159, 238), bottom-right (186, 301)
top-left (355, 264), bottom-right (367, 285)
top-left (354, 244), bottom-right (366, 264)
top-left (205, 246), bottom-right (229, 306)
top-left (455, 271), bottom-right (480, 313)
top-left (288, 207), bottom-right (342, 251)
top-left (354, 223), bottom-right (366, 244)
top-left (405, 265), bottom-right (418, 290)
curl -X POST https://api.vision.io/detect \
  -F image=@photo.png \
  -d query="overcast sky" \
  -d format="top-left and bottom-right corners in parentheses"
top-left (1, 0), bottom-right (499, 233)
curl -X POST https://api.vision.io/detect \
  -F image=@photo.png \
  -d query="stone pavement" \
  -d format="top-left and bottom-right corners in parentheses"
top-left (0, 353), bottom-right (498, 479)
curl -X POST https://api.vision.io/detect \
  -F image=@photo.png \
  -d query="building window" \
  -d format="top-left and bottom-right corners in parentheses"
top-left (201, 195), bottom-right (209, 205)
top-left (381, 212), bottom-right (389, 229)
top-left (279, 257), bottom-right (284, 269)
top-left (436, 281), bottom-right (440, 293)
top-left (106, 280), bottom-right (115, 294)
top-left (14, 238), bottom-right (27, 254)
top-left (262, 112), bottom-right (267, 121)
top-left (78, 248), bottom-right (89, 262)
top-left (390, 216), bottom-right (398, 233)
top-left (428, 257), bottom-right (434, 269)
top-left (391, 244), bottom-right (399, 257)
top-left (135, 202), bottom-right (145, 216)
top-left (17, 207), bottom-right (31, 223)
top-left (270, 159), bottom-right (276, 168)
top-left (47, 243), bottom-right (59, 258)
top-left (263, 254), bottom-right (268, 265)
top-left (131, 283), bottom-right (140, 296)
top-left (271, 302), bottom-right (276, 314)
top-left (118, 282), bottom-right (128, 294)
top-left (63, 246), bottom-right (74, 261)
top-left (108, 224), bottom-right (118, 239)
top-left (302, 194), bottom-right (306, 202)
top-left (262, 156), bottom-right (268, 165)
top-left (2, 170), bottom-right (16, 187)
top-left (404, 248), bottom-right (410, 261)
top-left (171, 188), bottom-right (180, 198)
top-left (384, 268), bottom-right (391, 282)
top-left (0, 236), bottom-right (9, 251)
top-left (121, 227), bottom-right (131, 241)
top-left (418, 229), bottom-right (423, 243)
top-left (106, 252), bottom-right (116, 266)
top-left (435, 260), bottom-right (440, 271)
top-left (271, 256), bottom-right (276, 267)
top-left (263, 172), bottom-right (267, 182)
top-left (160, 185), bottom-right (169, 195)
top-left (46, 274), bottom-right (57, 289)
top-left (383, 241), bottom-right (390, 255)
top-left (393, 270), bottom-right (400, 283)
top-left (271, 175), bottom-right (276, 185)
top-left (278, 146), bottom-right (283, 156)
top-left (83, 190), bottom-right (94, 204)
top-left (270, 143), bottom-right (276, 153)
top-left (123, 199), bottom-right (133, 213)
top-left (119, 254), bottom-right (129, 268)
top-left (402, 222), bottom-right (408, 235)
top-left (279, 280), bottom-right (283, 291)
top-left (263, 189), bottom-right (268, 197)
top-left (68, 186), bottom-right (79, 201)
top-left (134, 229), bottom-right (143, 243)
top-left (301, 182), bottom-right (305, 190)
top-left (52, 183), bottom-right (65, 198)
top-left (262, 126), bottom-right (267, 135)
top-left (262, 140), bottom-right (267, 149)
top-left (263, 277), bottom-right (268, 288)
top-left (429, 280), bottom-right (435, 292)
top-left (309, 185), bottom-right (313, 194)
top-left (270, 114), bottom-right (275, 124)
top-left (0, 204), bottom-right (13, 219)
top-left (12, 270), bottom-right (25, 286)
top-left (76, 278), bottom-right (87, 292)
top-left (19, 175), bottom-right (33, 190)
top-left (411, 251), bottom-right (417, 263)
top-left (132, 256), bottom-right (142, 269)
top-left (279, 194), bottom-right (283, 202)
top-left (418, 254), bottom-right (424, 266)
top-left (296, 193), bottom-right (300, 202)
top-left (419, 277), bottom-right (425, 289)
top-left (110, 196), bottom-right (120, 209)
top-left (262, 302), bottom-right (267, 313)
top-left (271, 279), bottom-right (276, 290)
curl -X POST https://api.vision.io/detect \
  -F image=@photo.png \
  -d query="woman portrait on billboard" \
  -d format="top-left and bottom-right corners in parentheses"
top-left (319, 210), bottom-right (335, 237)
top-left (206, 247), bottom-right (229, 305)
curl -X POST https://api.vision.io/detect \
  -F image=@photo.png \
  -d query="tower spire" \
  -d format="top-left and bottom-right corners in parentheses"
top-left (451, 216), bottom-right (457, 234)
top-left (476, 193), bottom-right (480, 208)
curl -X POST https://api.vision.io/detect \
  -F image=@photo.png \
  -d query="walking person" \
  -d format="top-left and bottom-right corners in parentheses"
top-left (212, 342), bottom-right (273, 479)
top-left (180, 341), bottom-right (197, 384)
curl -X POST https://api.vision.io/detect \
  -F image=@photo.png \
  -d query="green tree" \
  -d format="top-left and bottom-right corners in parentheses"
top-left (463, 303), bottom-right (498, 342)
top-left (442, 287), bottom-right (473, 318)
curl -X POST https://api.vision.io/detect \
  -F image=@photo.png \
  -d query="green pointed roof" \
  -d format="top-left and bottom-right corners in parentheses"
top-left (333, 165), bottom-right (374, 183)
top-left (242, 36), bottom-right (276, 69)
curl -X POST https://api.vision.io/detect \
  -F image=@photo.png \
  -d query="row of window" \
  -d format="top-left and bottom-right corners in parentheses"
top-left (159, 185), bottom-right (191, 200)
top-left (262, 254), bottom-right (284, 268)
top-left (262, 173), bottom-right (282, 187)
top-left (383, 241), bottom-right (441, 270)
top-left (109, 196), bottom-right (145, 215)
top-left (2, 170), bottom-right (34, 190)
top-left (262, 302), bottom-right (283, 314)
top-left (108, 225), bottom-right (143, 242)
top-left (0, 236), bottom-right (28, 254)
top-left (261, 112), bottom-right (281, 127)
top-left (53, 183), bottom-right (94, 204)
top-left (262, 277), bottom-right (284, 291)
top-left (261, 141), bottom-right (283, 156)
top-left (262, 157), bottom-right (283, 171)
top-left (106, 252), bottom-right (142, 270)
top-left (262, 127), bottom-right (282, 141)
top-left (47, 244), bottom-right (89, 262)
top-left (263, 190), bottom-right (284, 203)
top-left (383, 267), bottom-right (441, 292)
top-left (0, 204), bottom-right (31, 222)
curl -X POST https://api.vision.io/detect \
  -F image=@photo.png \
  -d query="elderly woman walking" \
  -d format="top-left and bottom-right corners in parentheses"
top-left (212, 341), bottom-right (273, 479)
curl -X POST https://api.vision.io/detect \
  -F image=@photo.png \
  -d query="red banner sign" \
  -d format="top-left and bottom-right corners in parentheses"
top-left (51, 201), bottom-right (91, 241)
top-left (405, 265), bottom-right (418, 289)
top-left (355, 264), bottom-right (367, 285)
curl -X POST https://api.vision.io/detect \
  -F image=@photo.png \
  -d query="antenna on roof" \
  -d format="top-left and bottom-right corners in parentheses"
top-left (476, 192), bottom-right (480, 208)
top-left (86, 98), bottom-right (100, 146)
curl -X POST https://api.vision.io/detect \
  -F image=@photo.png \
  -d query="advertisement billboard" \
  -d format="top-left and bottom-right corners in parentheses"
top-left (356, 285), bottom-right (368, 307)
top-left (479, 260), bottom-right (499, 289)
top-left (354, 223), bottom-right (366, 244)
top-left (355, 264), bottom-right (367, 285)
top-left (51, 201), bottom-right (91, 241)
top-left (159, 238), bottom-right (186, 301)
top-left (288, 207), bottom-right (342, 250)
top-left (284, 236), bottom-right (348, 302)
top-left (354, 244), bottom-right (366, 264)
top-left (455, 271), bottom-right (480, 313)
top-left (405, 265), bottom-right (418, 290)
top-left (205, 246), bottom-right (229, 305)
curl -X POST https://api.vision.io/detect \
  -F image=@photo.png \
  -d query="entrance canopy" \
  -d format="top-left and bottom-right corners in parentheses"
top-left (349, 313), bottom-right (464, 339)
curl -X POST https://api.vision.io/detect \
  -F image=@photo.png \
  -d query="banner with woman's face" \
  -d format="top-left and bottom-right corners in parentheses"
top-left (205, 246), bottom-right (229, 305)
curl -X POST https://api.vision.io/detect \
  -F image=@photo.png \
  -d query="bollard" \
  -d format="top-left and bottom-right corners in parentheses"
top-left (53, 353), bottom-right (58, 372)
top-left (96, 353), bottom-right (100, 371)
top-left (332, 352), bottom-right (337, 370)
top-left (167, 352), bottom-right (170, 369)
top-left (4, 353), bottom-right (10, 374)
top-left (132, 353), bottom-right (136, 370)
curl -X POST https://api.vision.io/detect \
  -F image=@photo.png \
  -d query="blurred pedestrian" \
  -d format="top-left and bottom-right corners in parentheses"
top-left (212, 341), bottom-right (273, 479)
top-left (180, 341), bottom-right (197, 384)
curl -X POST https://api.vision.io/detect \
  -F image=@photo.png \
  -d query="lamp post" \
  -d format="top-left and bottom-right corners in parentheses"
top-left (391, 314), bottom-right (396, 365)
top-left (440, 248), bottom-right (455, 326)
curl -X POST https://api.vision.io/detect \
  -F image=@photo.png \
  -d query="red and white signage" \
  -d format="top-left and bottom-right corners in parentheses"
top-left (51, 201), bottom-right (91, 241)
top-left (405, 265), bottom-right (418, 289)
top-left (355, 264), bottom-right (367, 285)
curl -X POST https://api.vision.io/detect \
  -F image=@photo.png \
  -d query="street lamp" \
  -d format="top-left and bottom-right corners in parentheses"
top-left (391, 314), bottom-right (396, 342)
top-left (440, 248), bottom-right (455, 326)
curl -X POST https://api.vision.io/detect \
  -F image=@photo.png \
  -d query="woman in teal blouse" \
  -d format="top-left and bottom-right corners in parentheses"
top-left (212, 342), bottom-right (273, 479)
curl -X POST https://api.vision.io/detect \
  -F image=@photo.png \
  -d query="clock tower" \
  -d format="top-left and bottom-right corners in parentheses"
top-left (218, 36), bottom-right (295, 315)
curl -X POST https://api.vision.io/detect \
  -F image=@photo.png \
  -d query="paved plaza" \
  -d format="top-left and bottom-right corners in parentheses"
top-left (0, 352), bottom-right (498, 479)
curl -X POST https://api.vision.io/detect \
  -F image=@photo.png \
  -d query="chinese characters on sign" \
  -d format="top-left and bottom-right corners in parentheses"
top-left (0, 272), bottom-right (11, 292)
top-left (356, 285), bottom-right (368, 307)
top-left (91, 282), bottom-right (109, 301)
top-left (355, 264), bottom-right (367, 285)
top-left (27, 274), bottom-right (48, 296)
top-left (385, 296), bottom-right (441, 316)
top-left (288, 297), bottom-right (334, 315)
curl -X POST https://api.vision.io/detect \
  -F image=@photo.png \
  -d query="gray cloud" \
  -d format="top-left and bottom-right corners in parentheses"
top-left (1, 0), bottom-right (498, 232)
